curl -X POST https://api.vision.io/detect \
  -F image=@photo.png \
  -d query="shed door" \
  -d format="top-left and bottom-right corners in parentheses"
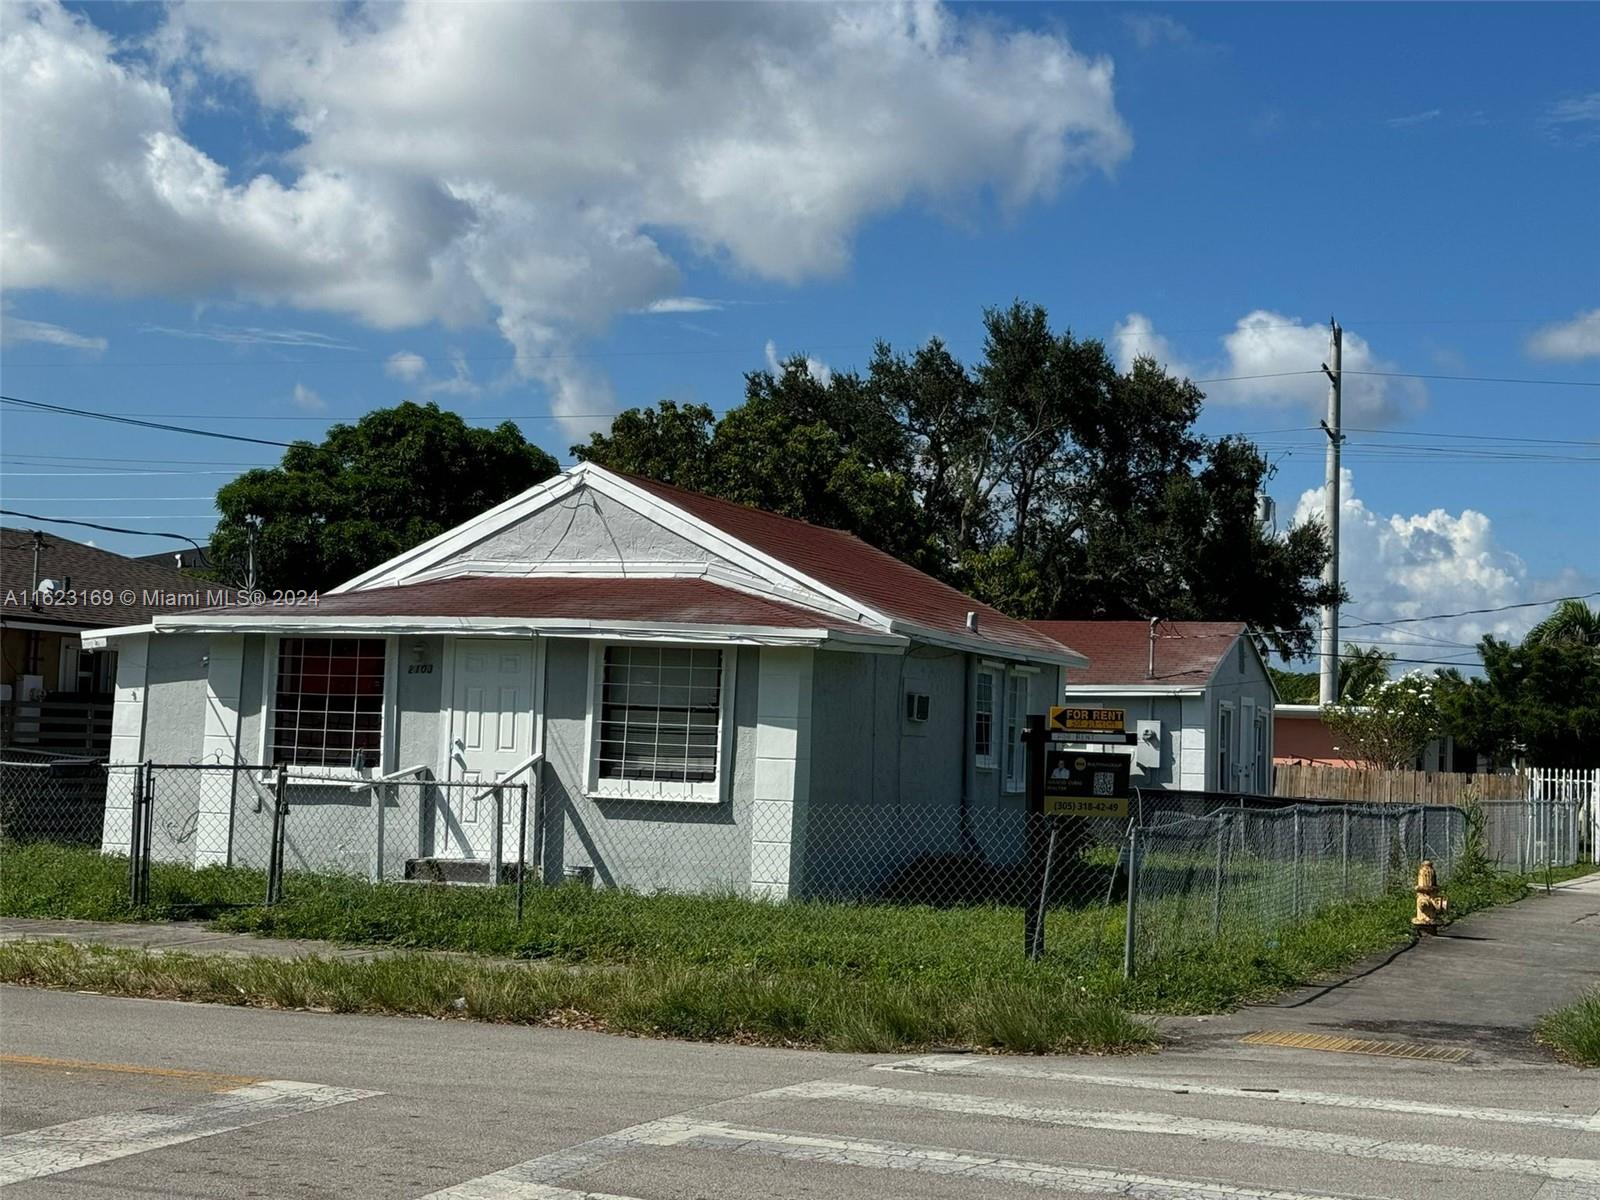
top-left (443, 640), bottom-right (534, 860)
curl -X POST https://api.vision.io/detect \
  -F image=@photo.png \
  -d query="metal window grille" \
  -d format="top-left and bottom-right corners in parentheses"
top-left (596, 645), bottom-right (722, 784)
top-left (271, 637), bottom-right (386, 768)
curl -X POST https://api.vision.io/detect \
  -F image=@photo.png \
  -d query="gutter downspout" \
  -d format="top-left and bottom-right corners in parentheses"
top-left (960, 639), bottom-right (975, 853)
top-left (1147, 617), bottom-right (1159, 680)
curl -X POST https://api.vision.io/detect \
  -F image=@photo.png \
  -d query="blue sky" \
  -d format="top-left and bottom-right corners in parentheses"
top-left (2, 1), bottom-right (1596, 663)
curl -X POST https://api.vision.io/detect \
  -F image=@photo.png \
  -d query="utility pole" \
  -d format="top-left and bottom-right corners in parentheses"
top-left (1318, 319), bottom-right (1344, 706)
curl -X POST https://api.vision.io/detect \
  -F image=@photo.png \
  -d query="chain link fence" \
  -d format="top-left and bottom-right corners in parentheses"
top-left (1127, 802), bottom-right (1466, 970)
top-left (2, 756), bottom-right (1592, 976)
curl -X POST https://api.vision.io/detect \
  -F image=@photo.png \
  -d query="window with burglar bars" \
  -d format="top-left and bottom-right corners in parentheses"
top-left (271, 637), bottom-right (386, 768)
top-left (595, 645), bottom-right (723, 798)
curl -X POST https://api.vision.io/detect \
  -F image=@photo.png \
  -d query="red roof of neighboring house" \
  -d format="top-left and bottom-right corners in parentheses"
top-left (177, 575), bottom-right (878, 634)
top-left (1027, 620), bottom-right (1247, 687)
top-left (616, 472), bottom-right (1076, 660)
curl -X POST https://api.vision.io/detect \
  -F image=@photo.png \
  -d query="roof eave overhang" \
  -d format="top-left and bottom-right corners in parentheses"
top-left (1059, 682), bottom-right (1208, 697)
top-left (79, 622), bottom-right (156, 649)
top-left (895, 623), bottom-right (1087, 669)
top-left (144, 612), bottom-right (908, 651)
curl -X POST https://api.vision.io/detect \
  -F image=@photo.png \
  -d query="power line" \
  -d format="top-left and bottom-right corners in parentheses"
top-left (0, 510), bottom-right (211, 560)
top-left (0, 395), bottom-right (296, 448)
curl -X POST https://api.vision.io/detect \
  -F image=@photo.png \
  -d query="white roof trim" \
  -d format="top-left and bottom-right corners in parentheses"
top-left (78, 622), bottom-right (155, 649)
top-left (328, 469), bottom-right (589, 594)
top-left (145, 611), bottom-right (907, 650)
top-left (1060, 682), bottom-right (1207, 697)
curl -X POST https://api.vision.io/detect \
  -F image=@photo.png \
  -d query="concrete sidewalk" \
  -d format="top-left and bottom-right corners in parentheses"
top-left (0, 917), bottom-right (398, 962)
top-left (1162, 873), bottom-right (1600, 1063)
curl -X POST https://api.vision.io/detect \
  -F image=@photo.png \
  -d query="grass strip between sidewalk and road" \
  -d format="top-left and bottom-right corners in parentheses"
top-left (1, 842), bottom-right (1592, 1050)
top-left (0, 939), bottom-right (1156, 1054)
top-left (1537, 987), bottom-right (1600, 1068)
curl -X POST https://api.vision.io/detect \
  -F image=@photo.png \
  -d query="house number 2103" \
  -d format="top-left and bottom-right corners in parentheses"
top-left (407, 664), bottom-right (434, 674)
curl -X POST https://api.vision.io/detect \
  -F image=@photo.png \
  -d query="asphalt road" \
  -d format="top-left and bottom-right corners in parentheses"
top-left (3, 984), bottom-right (1597, 1200)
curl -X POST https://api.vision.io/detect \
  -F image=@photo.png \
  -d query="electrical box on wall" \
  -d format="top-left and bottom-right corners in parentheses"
top-left (1134, 719), bottom-right (1163, 771)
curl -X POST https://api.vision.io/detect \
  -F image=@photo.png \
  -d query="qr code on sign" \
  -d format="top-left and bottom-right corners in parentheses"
top-left (1093, 771), bottom-right (1115, 797)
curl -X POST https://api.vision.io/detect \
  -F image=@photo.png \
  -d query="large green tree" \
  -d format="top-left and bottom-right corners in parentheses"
top-left (1271, 644), bottom-right (1395, 704)
top-left (576, 302), bottom-right (1339, 651)
top-left (1438, 633), bottom-right (1600, 768)
top-left (212, 402), bottom-right (558, 591)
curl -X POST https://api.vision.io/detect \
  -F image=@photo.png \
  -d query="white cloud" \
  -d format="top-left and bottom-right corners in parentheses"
top-left (385, 350), bottom-right (427, 381)
top-left (765, 339), bottom-right (833, 386)
top-left (640, 297), bottom-right (726, 315)
top-left (0, 313), bottom-right (106, 352)
top-left (1292, 469), bottom-right (1589, 654)
top-left (3, 1), bottom-right (1130, 438)
top-left (422, 348), bottom-right (481, 399)
top-left (290, 382), bottom-right (325, 412)
top-left (1112, 309), bottom-right (1426, 425)
top-left (1125, 13), bottom-right (1194, 48)
top-left (1386, 108), bottom-right (1441, 129)
top-left (1526, 308), bottom-right (1600, 361)
top-left (1542, 91), bottom-right (1600, 145)
top-left (143, 323), bottom-right (355, 349)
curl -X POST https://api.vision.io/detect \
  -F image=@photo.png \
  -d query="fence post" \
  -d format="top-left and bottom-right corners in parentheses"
top-left (1211, 816), bottom-right (1226, 939)
top-left (128, 763), bottom-right (150, 906)
top-left (1292, 806), bottom-right (1303, 919)
top-left (516, 783), bottom-right (528, 926)
top-left (266, 764), bottom-right (288, 906)
top-left (1341, 805), bottom-right (1350, 899)
top-left (1379, 811), bottom-right (1389, 895)
top-left (491, 784), bottom-right (504, 887)
top-left (1122, 824), bottom-right (1140, 979)
top-left (141, 761), bottom-right (155, 906)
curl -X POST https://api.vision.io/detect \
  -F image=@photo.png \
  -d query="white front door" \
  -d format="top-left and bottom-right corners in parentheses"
top-left (443, 639), bottom-right (535, 860)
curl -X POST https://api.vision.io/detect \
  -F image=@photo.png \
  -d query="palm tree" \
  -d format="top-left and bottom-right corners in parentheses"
top-left (1523, 598), bottom-right (1600, 651)
top-left (1338, 644), bottom-right (1394, 701)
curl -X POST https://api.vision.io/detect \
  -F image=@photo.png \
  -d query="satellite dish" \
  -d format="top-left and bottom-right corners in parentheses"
top-left (37, 578), bottom-right (61, 597)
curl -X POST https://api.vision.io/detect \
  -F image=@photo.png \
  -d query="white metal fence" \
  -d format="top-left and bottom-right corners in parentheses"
top-left (1525, 767), bottom-right (1598, 862)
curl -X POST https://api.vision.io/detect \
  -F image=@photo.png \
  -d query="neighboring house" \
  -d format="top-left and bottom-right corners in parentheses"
top-left (1274, 704), bottom-right (1461, 772)
top-left (1025, 620), bottom-right (1276, 794)
top-left (136, 546), bottom-right (211, 572)
top-left (85, 464), bottom-right (1085, 897)
top-left (1, 529), bottom-right (199, 753)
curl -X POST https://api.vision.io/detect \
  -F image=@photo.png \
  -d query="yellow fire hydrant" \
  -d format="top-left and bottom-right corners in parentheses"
top-left (1412, 860), bottom-right (1449, 934)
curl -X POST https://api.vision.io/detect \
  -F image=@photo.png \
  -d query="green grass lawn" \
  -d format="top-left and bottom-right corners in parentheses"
top-left (1538, 988), bottom-right (1600, 1067)
top-left (1, 840), bottom-right (1588, 1052)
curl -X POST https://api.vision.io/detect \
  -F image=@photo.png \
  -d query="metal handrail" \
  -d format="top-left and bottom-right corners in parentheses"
top-left (349, 763), bottom-right (431, 793)
top-left (463, 752), bottom-right (543, 807)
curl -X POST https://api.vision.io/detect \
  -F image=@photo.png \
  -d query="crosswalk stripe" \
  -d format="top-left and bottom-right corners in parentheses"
top-left (0, 1079), bottom-right (382, 1184)
top-left (774, 1081), bottom-right (1600, 1185)
top-left (641, 1119), bottom-right (1394, 1200)
top-left (429, 1113), bottom-right (1386, 1200)
top-left (877, 1055), bottom-right (1600, 1133)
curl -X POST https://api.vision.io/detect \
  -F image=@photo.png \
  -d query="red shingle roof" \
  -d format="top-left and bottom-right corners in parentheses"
top-left (615, 472), bottom-right (1075, 660)
top-left (1027, 620), bottom-right (1246, 686)
top-left (181, 575), bottom-right (877, 633)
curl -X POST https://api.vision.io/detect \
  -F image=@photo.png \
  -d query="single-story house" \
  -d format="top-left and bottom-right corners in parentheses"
top-left (1, 528), bottom-right (198, 753)
top-left (1025, 620), bottom-right (1276, 794)
top-left (86, 464), bottom-right (1086, 897)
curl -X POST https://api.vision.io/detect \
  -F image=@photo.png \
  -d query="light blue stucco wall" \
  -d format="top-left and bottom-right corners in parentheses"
top-left (537, 638), bottom-right (757, 891)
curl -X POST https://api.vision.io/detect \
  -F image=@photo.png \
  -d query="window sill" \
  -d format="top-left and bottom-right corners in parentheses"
top-left (587, 783), bottom-right (722, 805)
top-left (975, 762), bottom-right (998, 772)
top-left (258, 766), bottom-right (375, 788)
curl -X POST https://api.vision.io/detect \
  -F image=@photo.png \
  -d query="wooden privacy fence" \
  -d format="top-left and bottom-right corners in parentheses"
top-left (1272, 763), bottom-right (1525, 806)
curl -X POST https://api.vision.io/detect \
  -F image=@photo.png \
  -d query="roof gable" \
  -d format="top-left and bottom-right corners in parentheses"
top-left (328, 464), bottom-right (1082, 665)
